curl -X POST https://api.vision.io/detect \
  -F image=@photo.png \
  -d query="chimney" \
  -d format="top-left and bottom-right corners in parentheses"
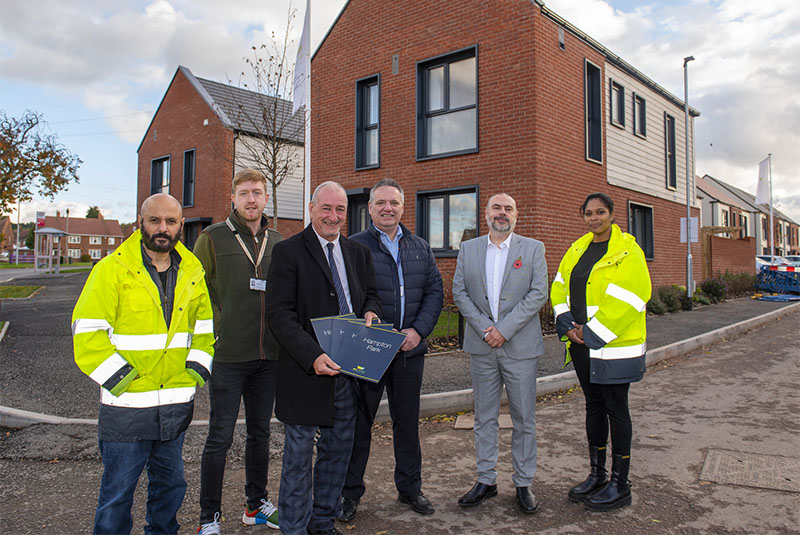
top-left (56, 210), bottom-right (61, 218)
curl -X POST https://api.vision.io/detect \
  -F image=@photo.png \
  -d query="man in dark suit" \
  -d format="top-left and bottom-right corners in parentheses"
top-left (266, 181), bottom-right (381, 535)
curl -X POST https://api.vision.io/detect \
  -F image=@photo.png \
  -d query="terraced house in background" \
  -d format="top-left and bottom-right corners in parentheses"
top-left (43, 213), bottom-right (123, 261)
top-left (310, 0), bottom-right (701, 290)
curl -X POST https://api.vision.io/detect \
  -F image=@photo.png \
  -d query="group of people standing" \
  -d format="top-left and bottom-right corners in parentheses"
top-left (72, 170), bottom-right (651, 535)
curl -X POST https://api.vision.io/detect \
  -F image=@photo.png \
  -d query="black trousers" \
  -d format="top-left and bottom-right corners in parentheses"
top-left (571, 344), bottom-right (632, 455)
top-left (199, 359), bottom-right (277, 521)
top-left (342, 353), bottom-right (425, 500)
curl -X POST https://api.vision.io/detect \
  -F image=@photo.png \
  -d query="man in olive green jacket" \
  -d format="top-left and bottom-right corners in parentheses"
top-left (194, 169), bottom-right (283, 533)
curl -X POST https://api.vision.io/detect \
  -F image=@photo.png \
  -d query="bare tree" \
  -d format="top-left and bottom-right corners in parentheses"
top-left (220, 7), bottom-right (305, 231)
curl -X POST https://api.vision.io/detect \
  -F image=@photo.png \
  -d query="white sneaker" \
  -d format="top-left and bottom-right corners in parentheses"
top-left (242, 497), bottom-right (279, 529)
top-left (198, 512), bottom-right (221, 535)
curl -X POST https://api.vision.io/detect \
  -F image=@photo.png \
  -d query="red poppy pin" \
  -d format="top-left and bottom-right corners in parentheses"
top-left (513, 256), bottom-right (523, 269)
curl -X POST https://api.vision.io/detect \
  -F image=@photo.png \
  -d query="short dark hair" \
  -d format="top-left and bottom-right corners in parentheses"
top-left (370, 178), bottom-right (404, 203)
top-left (580, 192), bottom-right (614, 215)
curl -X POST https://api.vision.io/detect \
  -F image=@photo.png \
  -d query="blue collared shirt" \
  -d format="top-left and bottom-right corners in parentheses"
top-left (374, 223), bottom-right (405, 327)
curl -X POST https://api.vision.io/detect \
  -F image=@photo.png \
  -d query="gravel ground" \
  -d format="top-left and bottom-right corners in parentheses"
top-left (1, 271), bottom-right (794, 420)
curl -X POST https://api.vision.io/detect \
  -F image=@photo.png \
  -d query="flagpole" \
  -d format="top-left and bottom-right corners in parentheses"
top-left (768, 153), bottom-right (774, 257)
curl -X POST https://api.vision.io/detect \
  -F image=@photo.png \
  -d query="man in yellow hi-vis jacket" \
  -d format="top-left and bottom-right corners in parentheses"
top-left (72, 194), bottom-right (214, 535)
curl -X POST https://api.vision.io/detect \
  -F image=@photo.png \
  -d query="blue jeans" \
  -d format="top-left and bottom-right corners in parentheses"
top-left (200, 359), bottom-right (277, 521)
top-left (94, 433), bottom-right (187, 535)
top-left (279, 376), bottom-right (357, 535)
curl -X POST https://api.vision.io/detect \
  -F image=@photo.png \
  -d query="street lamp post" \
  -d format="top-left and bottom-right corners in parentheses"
top-left (683, 55), bottom-right (695, 300)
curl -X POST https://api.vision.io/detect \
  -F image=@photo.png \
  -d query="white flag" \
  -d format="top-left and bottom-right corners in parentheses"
top-left (292, 0), bottom-right (310, 114)
top-left (755, 157), bottom-right (770, 207)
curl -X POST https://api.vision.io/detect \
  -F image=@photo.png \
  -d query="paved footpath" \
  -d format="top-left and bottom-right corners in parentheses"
top-left (1, 307), bottom-right (797, 533)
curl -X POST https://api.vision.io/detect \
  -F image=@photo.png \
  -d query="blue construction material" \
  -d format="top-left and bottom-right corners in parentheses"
top-left (755, 266), bottom-right (800, 295)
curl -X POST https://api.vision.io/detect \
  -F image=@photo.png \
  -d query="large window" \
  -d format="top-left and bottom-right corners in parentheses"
top-left (417, 46), bottom-right (478, 159)
top-left (89, 249), bottom-right (101, 259)
top-left (584, 60), bottom-right (602, 162)
top-left (355, 75), bottom-right (380, 169)
top-left (664, 113), bottom-right (676, 189)
top-left (417, 187), bottom-right (477, 254)
top-left (68, 235), bottom-right (81, 244)
top-left (151, 156), bottom-right (170, 195)
top-left (610, 80), bottom-right (625, 127)
top-left (633, 93), bottom-right (646, 137)
top-left (89, 236), bottom-right (102, 244)
top-left (629, 202), bottom-right (654, 260)
top-left (183, 149), bottom-right (195, 207)
top-left (68, 248), bottom-right (81, 258)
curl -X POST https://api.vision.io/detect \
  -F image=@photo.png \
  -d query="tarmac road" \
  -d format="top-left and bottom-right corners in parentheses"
top-left (1, 304), bottom-right (797, 533)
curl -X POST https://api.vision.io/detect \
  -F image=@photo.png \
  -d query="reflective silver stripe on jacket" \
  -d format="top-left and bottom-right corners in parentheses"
top-left (586, 316), bottom-right (617, 344)
top-left (589, 342), bottom-right (646, 360)
top-left (553, 303), bottom-right (570, 317)
top-left (72, 318), bottom-right (112, 336)
top-left (110, 332), bottom-right (191, 350)
top-left (100, 386), bottom-right (196, 408)
top-left (186, 348), bottom-right (213, 373)
top-left (193, 319), bottom-right (214, 334)
top-left (89, 352), bottom-right (129, 385)
top-left (605, 283), bottom-right (647, 312)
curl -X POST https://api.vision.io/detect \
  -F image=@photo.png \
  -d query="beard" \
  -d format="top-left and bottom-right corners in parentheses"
top-left (488, 217), bottom-right (514, 233)
top-left (142, 226), bottom-right (182, 253)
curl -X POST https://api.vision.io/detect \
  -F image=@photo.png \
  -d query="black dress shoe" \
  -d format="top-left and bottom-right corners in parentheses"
top-left (516, 486), bottom-right (539, 514)
top-left (307, 528), bottom-right (343, 535)
top-left (336, 496), bottom-right (358, 522)
top-left (457, 482), bottom-right (498, 507)
top-left (398, 492), bottom-right (435, 515)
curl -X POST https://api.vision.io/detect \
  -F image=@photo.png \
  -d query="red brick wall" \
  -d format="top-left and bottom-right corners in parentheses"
top-left (710, 236), bottom-right (756, 275)
top-left (312, 0), bottom-right (701, 293)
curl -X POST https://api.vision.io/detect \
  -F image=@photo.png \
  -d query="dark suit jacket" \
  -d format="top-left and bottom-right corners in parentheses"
top-left (266, 224), bottom-right (381, 426)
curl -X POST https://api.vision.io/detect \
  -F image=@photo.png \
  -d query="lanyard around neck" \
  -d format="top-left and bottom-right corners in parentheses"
top-left (226, 217), bottom-right (268, 274)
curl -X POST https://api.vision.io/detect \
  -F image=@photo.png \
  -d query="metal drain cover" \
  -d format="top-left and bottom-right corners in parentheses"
top-left (700, 449), bottom-right (800, 493)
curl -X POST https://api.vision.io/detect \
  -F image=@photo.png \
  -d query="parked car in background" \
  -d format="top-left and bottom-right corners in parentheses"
top-left (755, 255), bottom-right (791, 270)
top-left (783, 255), bottom-right (800, 267)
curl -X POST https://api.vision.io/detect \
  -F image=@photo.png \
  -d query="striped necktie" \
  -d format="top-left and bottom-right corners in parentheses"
top-left (327, 242), bottom-right (351, 314)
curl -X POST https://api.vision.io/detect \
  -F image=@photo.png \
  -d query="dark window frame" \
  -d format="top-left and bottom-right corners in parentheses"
top-left (150, 155), bottom-right (170, 195)
top-left (355, 74), bottom-right (380, 170)
top-left (416, 185), bottom-right (479, 257)
top-left (664, 112), bottom-right (677, 190)
top-left (584, 59), bottom-right (603, 163)
top-left (633, 92), bottom-right (647, 138)
top-left (416, 45), bottom-right (479, 161)
top-left (610, 79), bottom-right (625, 128)
top-left (182, 149), bottom-right (195, 207)
top-left (628, 201), bottom-right (654, 260)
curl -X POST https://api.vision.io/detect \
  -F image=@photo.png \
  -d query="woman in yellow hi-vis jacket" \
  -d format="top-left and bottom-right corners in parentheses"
top-left (551, 192), bottom-right (651, 512)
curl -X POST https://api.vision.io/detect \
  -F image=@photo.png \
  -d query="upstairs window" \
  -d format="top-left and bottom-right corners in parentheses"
top-left (151, 156), bottom-right (170, 195)
top-left (355, 75), bottom-right (380, 169)
top-left (417, 46), bottom-right (478, 159)
top-left (633, 93), bottom-right (646, 137)
top-left (664, 113), bottom-right (677, 189)
top-left (584, 60), bottom-right (602, 162)
top-left (183, 149), bottom-right (195, 207)
top-left (610, 80), bottom-right (625, 127)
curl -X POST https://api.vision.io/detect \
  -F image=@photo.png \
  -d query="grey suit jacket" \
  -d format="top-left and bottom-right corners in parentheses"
top-left (452, 233), bottom-right (548, 358)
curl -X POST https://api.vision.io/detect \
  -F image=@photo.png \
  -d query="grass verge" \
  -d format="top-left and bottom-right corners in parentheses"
top-left (0, 285), bottom-right (42, 298)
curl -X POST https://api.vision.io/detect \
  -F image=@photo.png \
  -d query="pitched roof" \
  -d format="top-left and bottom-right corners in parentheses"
top-left (43, 216), bottom-right (124, 237)
top-left (703, 174), bottom-right (798, 224)
top-left (695, 175), bottom-right (748, 210)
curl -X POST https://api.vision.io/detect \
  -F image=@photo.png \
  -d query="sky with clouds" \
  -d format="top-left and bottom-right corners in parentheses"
top-left (1, 0), bottom-right (798, 225)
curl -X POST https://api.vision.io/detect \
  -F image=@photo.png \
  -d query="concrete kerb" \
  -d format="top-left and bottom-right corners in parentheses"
top-left (2, 301), bottom-right (798, 429)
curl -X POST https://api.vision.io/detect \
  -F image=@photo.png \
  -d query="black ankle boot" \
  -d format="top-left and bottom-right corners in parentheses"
top-left (585, 453), bottom-right (631, 512)
top-left (568, 444), bottom-right (608, 502)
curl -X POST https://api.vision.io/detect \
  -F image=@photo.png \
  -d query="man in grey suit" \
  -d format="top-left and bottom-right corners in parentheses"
top-left (452, 192), bottom-right (548, 514)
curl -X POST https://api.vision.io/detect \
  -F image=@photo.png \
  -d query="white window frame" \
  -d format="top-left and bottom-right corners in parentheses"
top-left (68, 248), bottom-right (81, 258)
top-left (89, 249), bottom-right (101, 259)
top-left (68, 235), bottom-right (81, 244)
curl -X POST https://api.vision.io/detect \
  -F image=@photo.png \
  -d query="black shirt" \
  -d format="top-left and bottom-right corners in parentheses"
top-left (569, 240), bottom-right (609, 324)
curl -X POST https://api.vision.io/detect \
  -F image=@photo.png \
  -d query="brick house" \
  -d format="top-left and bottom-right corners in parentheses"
top-left (311, 0), bottom-right (701, 293)
top-left (1, 216), bottom-right (13, 256)
top-left (137, 66), bottom-right (306, 248)
top-left (43, 213), bottom-right (123, 261)
top-left (702, 174), bottom-right (800, 257)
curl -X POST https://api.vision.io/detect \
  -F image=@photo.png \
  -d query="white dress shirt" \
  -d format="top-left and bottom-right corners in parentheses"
top-left (313, 228), bottom-right (353, 313)
top-left (485, 233), bottom-right (512, 323)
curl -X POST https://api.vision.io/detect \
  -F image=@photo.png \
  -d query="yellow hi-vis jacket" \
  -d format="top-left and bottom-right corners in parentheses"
top-left (550, 224), bottom-right (651, 384)
top-left (72, 231), bottom-right (214, 421)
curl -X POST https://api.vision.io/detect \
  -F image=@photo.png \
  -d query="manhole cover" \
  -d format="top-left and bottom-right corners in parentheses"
top-left (700, 449), bottom-right (800, 493)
